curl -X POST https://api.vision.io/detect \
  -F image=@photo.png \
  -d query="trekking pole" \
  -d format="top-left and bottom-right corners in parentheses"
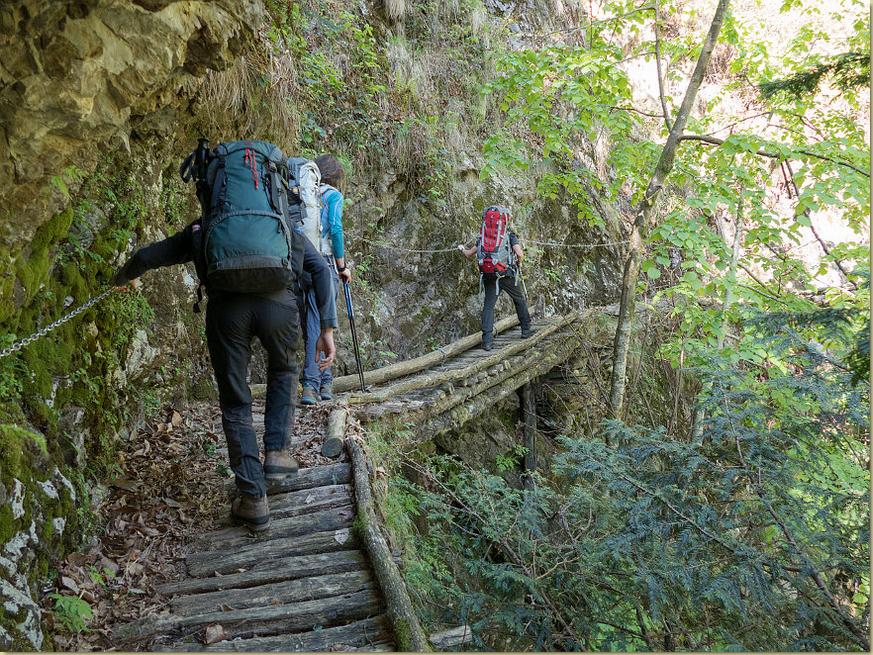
top-left (343, 281), bottom-right (366, 392)
top-left (517, 263), bottom-right (529, 300)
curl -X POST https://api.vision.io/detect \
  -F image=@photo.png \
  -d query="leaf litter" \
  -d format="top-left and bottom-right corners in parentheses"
top-left (43, 398), bottom-right (343, 651)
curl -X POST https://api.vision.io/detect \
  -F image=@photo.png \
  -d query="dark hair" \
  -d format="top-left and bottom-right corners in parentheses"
top-left (315, 154), bottom-right (345, 187)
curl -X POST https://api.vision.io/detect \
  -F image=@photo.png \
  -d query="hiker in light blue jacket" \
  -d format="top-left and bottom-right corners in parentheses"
top-left (301, 155), bottom-right (351, 405)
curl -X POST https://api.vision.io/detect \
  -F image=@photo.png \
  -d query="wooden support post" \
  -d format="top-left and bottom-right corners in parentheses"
top-left (322, 407), bottom-right (348, 458)
top-left (521, 381), bottom-right (537, 488)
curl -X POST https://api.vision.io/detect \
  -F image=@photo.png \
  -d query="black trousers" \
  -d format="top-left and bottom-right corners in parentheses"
top-left (205, 294), bottom-right (299, 497)
top-left (481, 274), bottom-right (530, 336)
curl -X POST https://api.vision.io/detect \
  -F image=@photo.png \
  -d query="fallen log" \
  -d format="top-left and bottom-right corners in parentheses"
top-left (348, 439), bottom-right (431, 652)
top-left (430, 625), bottom-right (474, 649)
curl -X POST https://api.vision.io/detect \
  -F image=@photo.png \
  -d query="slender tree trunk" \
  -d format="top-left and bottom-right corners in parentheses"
top-left (654, 0), bottom-right (673, 132)
top-left (521, 381), bottom-right (537, 489)
top-left (608, 0), bottom-right (732, 418)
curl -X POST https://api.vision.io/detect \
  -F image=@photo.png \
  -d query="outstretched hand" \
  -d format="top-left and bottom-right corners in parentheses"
top-left (113, 278), bottom-right (142, 292)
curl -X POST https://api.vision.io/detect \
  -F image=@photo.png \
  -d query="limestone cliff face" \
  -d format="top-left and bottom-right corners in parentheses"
top-left (0, 0), bottom-right (260, 249)
top-left (0, 2), bottom-right (261, 649)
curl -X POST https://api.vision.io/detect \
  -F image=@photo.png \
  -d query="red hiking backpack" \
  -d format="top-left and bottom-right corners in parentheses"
top-left (477, 205), bottom-right (514, 275)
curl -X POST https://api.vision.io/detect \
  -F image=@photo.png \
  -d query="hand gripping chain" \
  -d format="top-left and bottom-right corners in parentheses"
top-left (0, 288), bottom-right (117, 360)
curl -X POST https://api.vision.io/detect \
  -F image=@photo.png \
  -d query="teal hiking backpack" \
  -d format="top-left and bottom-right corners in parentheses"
top-left (180, 139), bottom-right (303, 294)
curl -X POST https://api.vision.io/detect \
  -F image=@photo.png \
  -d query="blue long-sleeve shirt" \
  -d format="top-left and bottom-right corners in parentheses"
top-left (321, 186), bottom-right (345, 259)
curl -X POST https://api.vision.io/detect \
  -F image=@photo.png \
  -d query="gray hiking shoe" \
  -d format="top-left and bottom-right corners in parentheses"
top-left (231, 493), bottom-right (271, 532)
top-left (482, 332), bottom-right (494, 351)
top-left (300, 386), bottom-right (319, 406)
top-left (320, 382), bottom-right (333, 401)
top-left (521, 325), bottom-right (533, 338)
top-left (264, 450), bottom-right (299, 480)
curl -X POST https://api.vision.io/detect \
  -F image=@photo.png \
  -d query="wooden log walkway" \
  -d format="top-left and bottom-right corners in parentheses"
top-left (118, 313), bottom-right (589, 652)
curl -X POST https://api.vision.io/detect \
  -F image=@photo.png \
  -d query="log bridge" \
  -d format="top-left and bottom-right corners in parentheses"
top-left (115, 311), bottom-right (591, 652)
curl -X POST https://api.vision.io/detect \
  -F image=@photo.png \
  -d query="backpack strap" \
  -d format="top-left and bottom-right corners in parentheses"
top-left (319, 185), bottom-right (340, 235)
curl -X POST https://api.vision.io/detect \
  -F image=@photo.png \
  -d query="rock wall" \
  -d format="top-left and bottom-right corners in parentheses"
top-left (0, 1), bottom-right (260, 649)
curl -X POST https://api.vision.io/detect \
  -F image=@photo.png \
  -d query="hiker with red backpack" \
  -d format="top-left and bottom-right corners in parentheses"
top-left (112, 140), bottom-right (337, 531)
top-left (458, 204), bottom-right (532, 351)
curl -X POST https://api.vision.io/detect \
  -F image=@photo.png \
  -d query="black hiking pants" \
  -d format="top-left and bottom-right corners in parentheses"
top-left (205, 293), bottom-right (299, 498)
top-left (482, 274), bottom-right (530, 337)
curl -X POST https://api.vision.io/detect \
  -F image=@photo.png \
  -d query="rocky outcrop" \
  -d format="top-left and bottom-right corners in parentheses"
top-left (0, 0), bottom-right (261, 250)
top-left (0, 1), bottom-right (263, 649)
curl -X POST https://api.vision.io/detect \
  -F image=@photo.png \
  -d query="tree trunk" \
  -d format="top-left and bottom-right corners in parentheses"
top-left (608, 0), bottom-right (732, 418)
top-left (521, 381), bottom-right (537, 488)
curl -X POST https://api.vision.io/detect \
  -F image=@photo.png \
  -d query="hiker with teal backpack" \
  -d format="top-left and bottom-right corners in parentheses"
top-left (112, 140), bottom-right (337, 531)
top-left (459, 204), bottom-right (532, 351)
top-left (297, 154), bottom-right (351, 406)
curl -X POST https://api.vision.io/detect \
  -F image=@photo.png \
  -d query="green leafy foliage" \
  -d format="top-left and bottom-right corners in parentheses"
top-left (49, 594), bottom-right (93, 634)
top-left (392, 307), bottom-right (868, 650)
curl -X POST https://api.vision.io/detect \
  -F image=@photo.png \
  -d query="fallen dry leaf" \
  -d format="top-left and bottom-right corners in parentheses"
top-left (109, 478), bottom-right (141, 492)
top-left (204, 624), bottom-right (226, 645)
top-left (60, 576), bottom-right (80, 594)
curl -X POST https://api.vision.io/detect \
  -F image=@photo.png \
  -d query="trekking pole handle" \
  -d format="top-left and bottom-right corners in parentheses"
top-left (343, 282), bottom-right (354, 320)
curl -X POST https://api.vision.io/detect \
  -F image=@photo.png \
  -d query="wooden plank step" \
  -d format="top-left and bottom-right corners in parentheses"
top-left (268, 484), bottom-right (353, 520)
top-left (200, 505), bottom-right (355, 548)
top-left (266, 463), bottom-right (351, 494)
top-left (156, 616), bottom-right (392, 652)
top-left (170, 570), bottom-right (375, 617)
top-left (345, 641), bottom-right (394, 651)
top-left (185, 530), bottom-right (359, 578)
top-left (171, 550), bottom-right (368, 594)
top-left (114, 589), bottom-right (384, 644)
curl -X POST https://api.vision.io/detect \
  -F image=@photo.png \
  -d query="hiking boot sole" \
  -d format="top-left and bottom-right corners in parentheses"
top-left (231, 512), bottom-right (273, 532)
top-left (264, 465), bottom-right (298, 480)
top-left (230, 498), bottom-right (272, 532)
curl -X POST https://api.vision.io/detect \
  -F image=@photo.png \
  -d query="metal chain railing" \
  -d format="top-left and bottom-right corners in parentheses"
top-left (0, 288), bottom-right (117, 360)
top-left (356, 235), bottom-right (629, 254)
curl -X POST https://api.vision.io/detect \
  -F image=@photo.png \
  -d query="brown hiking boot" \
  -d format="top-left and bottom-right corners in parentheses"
top-left (231, 493), bottom-right (271, 532)
top-left (264, 450), bottom-right (299, 480)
